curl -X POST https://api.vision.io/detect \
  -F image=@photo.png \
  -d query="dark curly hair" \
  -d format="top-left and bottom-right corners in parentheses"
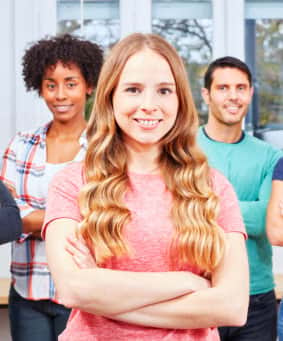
top-left (22, 33), bottom-right (104, 96)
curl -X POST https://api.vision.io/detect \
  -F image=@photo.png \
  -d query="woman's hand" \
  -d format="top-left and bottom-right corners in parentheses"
top-left (65, 234), bottom-right (97, 269)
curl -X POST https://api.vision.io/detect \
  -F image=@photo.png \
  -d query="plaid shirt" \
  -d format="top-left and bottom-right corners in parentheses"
top-left (0, 122), bottom-right (87, 300)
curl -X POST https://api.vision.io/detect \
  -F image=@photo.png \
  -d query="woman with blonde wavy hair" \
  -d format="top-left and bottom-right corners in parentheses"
top-left (43, 33), bottom-right (249, 341)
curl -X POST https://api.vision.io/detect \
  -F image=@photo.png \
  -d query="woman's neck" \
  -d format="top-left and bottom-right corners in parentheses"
top-left (126, 144), bottom-right (160, 175)
top-left (48, 118), bottom-right (86, 139)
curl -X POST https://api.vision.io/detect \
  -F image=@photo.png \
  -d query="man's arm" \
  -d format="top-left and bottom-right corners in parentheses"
top-left (239, 151), bottom-right (282, 238)
top-left (22, 210), bottom-right (45, 235)
top-left (0, 180), bottom-right (22, 244)
top-left (267, 180), bottom-right (283, 246)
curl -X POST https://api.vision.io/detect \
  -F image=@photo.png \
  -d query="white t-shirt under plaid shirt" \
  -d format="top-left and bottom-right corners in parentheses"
top-left (0, 121), bottom-right (87, 300)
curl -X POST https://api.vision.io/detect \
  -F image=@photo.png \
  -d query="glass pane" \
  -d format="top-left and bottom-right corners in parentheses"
top-left (245, 1), bottom-right (283, 131)
top-left (57, 0), bottom-right (120, 119)
top-left (57, 0), bottom-right (120, 50)
top-left (152, 1), bottom-right (212, 124)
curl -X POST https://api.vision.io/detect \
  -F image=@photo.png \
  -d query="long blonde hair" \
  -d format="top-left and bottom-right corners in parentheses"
top-left (79, 33), bottom-right (225, 272)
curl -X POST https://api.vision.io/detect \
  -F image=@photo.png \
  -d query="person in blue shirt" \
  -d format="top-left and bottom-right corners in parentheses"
top-left (0, 180), bottom-right (22, 244)
top-left (267, 157), bottom-right (283, 340)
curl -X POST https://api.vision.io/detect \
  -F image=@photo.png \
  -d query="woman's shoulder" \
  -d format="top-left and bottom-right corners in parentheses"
top-left (58, 162), bottom-right (84, 178)
top-left (9, 122), bottom-right (51, 148)
top-left (209, 167), bottom-right (232, 194)
top-left (51, 162), bottom-right (85, 189)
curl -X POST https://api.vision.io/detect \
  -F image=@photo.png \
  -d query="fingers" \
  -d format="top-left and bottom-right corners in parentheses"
top-left (7, 184), bottom-right (17, 197)
top-left (65, 234), bottom-right (91, 257)
top-left (65, 234), bottom-right (97, 269)
top-left (73, 253), bottom-right (93, 269)
top-left (67, 235), bottom-right (90, 254)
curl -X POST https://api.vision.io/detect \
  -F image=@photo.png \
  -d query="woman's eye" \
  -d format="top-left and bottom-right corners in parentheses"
top-left (47, 83), bottom-right (55, 90)
top-left (125, 87), bottom-right (140, 94)
top-left (159, 88), bottom-right (172, 95)
top-left (67, 83), bottom-right (77, 88)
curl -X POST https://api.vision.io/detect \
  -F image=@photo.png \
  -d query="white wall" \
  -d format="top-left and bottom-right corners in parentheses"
top-left (0, 0), bottom-right (56, 279)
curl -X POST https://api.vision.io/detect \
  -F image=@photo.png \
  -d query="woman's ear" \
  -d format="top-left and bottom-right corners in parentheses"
top-left (201, 87), bottom-right (210, 105)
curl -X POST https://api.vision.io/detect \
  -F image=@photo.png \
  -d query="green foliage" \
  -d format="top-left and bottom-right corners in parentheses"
top-left (152, 18), bottom-right (212, 124)
top-left (255, 19), bottom-right (283, 127)
top-left (84, 92), bottom-right (95, 121)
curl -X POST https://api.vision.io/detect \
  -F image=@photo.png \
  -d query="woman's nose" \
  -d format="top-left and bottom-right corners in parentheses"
top-left (139, 92), bottom-right (158, 113)
top-left (56, 85), bottom-right (67, 100)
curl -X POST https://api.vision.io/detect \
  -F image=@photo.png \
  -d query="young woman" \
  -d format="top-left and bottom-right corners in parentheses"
top-left (0, 34), bottom-right (103, 341)
top-left (267, 157), bottom-right (283, 340)
top-left (44, 33), bottom-right (249, 341)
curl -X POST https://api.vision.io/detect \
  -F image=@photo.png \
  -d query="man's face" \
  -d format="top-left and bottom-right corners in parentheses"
top-left (202, 67), bottom-right (254, 127)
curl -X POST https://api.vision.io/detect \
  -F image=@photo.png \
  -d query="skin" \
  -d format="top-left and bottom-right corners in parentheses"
top-left (202, 67), bottom-right (254, 143)
top-left (267, 180), bottom-right (283, 246)
top-left (112, 48), bottom-right (179, 173)
top-left (46, 50), bottom-right (249, 330)
top-left (47, 220), bottom-right (248, 328)
top-left (22, 62), bottom-right (92, 235)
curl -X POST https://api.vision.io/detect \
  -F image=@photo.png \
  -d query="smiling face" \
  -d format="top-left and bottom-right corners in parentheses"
top-left (112, 49), bottom-right (179, 153)
top-left (202, 67), bottom-right (253, 128)
top-left (41, 61), bottom-right (92, 124)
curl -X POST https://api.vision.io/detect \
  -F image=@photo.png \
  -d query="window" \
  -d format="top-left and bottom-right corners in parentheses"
top-left (245, 0), bottom-right (283, 132)
top-left (57, 0), bottom-right (120, 118)
top-left (57, 0), bottom-right (120, 50)
top-left (152, 0), bottom-right (213, 124)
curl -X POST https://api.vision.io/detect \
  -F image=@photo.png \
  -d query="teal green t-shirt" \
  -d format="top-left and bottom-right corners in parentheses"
top-left (198, 127), bottom-right (282, 295)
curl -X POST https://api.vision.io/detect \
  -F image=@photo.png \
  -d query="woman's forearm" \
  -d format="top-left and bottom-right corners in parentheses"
top-left (108, 285), bottom-right (245, 329)
top-left (57, 267), bottom-right (209, 316)
top-left (106, 233), bottom-right (249, 329)
top-left (46, 219), bottom-right (210, 315)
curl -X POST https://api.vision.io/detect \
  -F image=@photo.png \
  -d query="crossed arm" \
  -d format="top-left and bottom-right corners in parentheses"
top-left (5, 181), bottom-right (44, 238)
top-left (239, 172), bottom-right (273, 238)
top-left (0, 180), bottom-right (22, 244)
top-left (46, 218), bottom-right (249, 329)
top-left (267, 180), bottom-right (283, 246)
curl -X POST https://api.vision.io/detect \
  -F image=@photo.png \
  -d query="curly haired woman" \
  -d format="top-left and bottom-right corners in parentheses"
top-left (0, 33), bottom-right (103, 341)
top-left (44, 33), bottom-right (249, 341)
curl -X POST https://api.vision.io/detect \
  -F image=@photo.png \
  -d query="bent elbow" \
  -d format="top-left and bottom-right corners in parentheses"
top-left (54, 275), bottom-right (120, 315)
top-left (224, 299), bottom-right (248, 327)
top-left (53, 270), bottom-right (91, 309)
top-left (266, 216), bottom-right (283, 246)
top-left (267, 229), bottom-right (283, 246)
top-left (228, 311), bottom-right (248, 327)
top-left (55, 281), bottom-right (82, 309)
top-left (268, 236), bottom-right (282, 247)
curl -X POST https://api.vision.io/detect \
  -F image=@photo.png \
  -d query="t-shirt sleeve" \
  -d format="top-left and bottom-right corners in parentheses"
top-left (42, 163), bottom-right (84, 239)
top-left (211, 168), bottom-right (247, 239)
top-left (272, 157), bottom-right (283, 181)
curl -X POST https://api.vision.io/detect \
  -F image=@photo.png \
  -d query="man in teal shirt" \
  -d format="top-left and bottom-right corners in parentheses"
top-left (198, 56), bottom-right (282, 341)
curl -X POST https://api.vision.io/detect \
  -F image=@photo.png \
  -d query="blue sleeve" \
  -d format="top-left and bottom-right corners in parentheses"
top-left (0, 180), bottom-right (22, 244)
top-left (272, 157), bottom-right (283, 181)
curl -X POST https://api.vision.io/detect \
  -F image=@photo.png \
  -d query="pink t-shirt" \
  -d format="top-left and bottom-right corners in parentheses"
top-left (43, 162), bottom-right (246, 341)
